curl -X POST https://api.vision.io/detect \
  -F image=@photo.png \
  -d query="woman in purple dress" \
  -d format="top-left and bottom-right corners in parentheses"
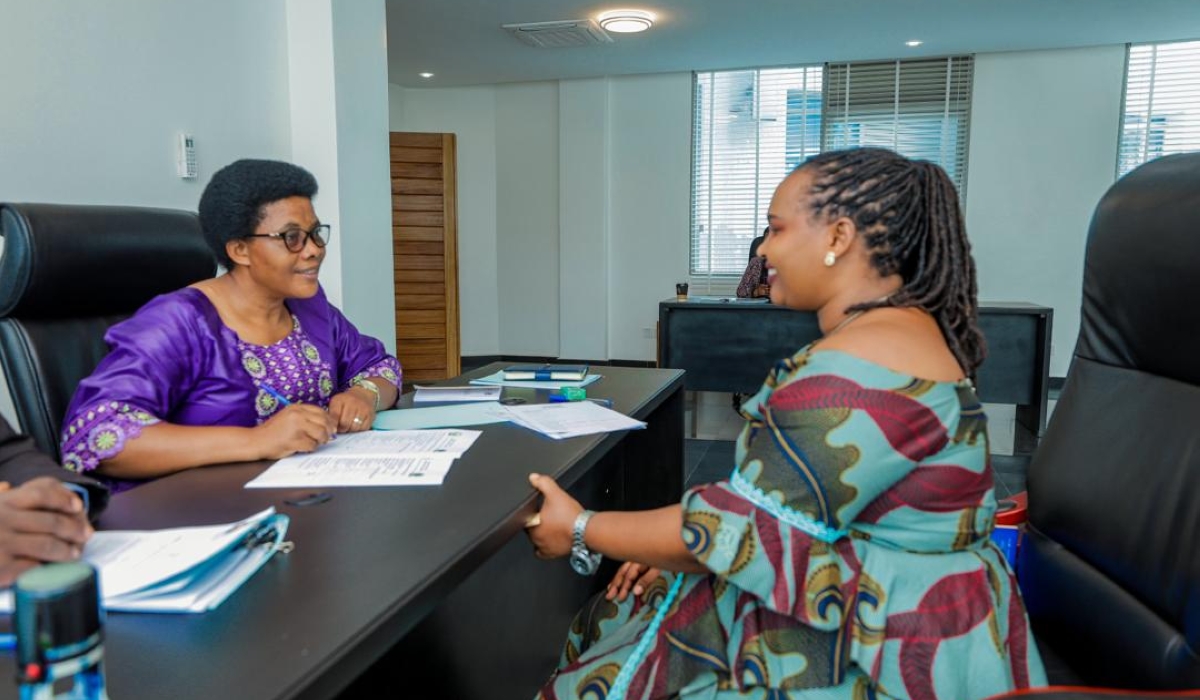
top-left (60, 159), bottom-right (401, 492)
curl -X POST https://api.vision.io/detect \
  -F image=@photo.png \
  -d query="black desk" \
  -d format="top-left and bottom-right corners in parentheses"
top-left (0, 364), bottom-right (684, 700)
top-left (659, 299), bottom-right (1052, 454)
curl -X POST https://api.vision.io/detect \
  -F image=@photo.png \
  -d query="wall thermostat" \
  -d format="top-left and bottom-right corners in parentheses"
top-left (178, 133), bottom-right (198, 179)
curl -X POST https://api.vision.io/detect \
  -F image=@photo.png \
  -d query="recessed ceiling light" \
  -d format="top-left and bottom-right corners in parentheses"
top-left (419, 72), bottom-right (434, 79)
top-left (905, 40), bottom-right (923, 47)
top-left (597, 9), bottom-right (655, 33)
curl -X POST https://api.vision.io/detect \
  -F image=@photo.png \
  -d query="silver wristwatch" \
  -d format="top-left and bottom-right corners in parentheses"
top-left (570, 510), bottom-right (602, 576)
top-left (352, 378), bottom-right (382, 411)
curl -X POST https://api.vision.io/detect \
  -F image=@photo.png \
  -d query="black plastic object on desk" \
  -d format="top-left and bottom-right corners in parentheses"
top-left (14, 561), bottom-right (107, 699)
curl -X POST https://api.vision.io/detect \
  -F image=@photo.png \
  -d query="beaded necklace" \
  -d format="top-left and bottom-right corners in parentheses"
top-left (822, 294), bottom-right (894, 339)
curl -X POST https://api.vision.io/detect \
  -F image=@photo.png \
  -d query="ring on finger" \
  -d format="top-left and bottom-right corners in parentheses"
top-left (352, 417), bottom-right (363, 425)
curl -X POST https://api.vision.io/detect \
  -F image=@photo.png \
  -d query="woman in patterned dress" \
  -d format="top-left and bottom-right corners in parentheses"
top-left (525, 148), bottom-right (1046, 699)
top-left (60, 159), bottom-right (401, 492)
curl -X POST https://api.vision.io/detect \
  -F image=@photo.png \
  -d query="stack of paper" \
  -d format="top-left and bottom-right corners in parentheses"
top-left (373, 403), bottom-right (512, 430)
top-left (504, 401), bottom-right (646, 440)
top-left (413, 385), bottom-right (502, 403)
top-left (0, 508), bottom-right (287, 614)
top-left (245, 429), bottom-right (482, 488)
top-left (502, 364), bottom-right (589, 381)
top-left (469, 370), bottom-right (602, 390)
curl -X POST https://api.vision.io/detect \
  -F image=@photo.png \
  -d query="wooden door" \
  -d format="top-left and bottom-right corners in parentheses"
top-left (390, 132), bottom-right (460, 382)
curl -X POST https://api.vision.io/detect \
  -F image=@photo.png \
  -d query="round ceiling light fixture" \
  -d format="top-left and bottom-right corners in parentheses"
top-left (905, 40), bottom-right (923, 47)
top-left (598, 9), bottom-right (656, 33)
top-left (419, 72), bottom-right (435, 79)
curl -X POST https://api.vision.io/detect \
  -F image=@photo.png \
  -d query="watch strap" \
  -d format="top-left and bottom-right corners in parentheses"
top-left (352, 378), bottom-right (382, 411)
top-left (573, 509), bottom-right (595, 551)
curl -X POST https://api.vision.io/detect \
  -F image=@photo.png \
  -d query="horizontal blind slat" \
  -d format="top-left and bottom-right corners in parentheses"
top-left (1118, 39), bottom-right (1200, 178)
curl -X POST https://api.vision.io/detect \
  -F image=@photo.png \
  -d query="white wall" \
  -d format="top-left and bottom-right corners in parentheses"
top-left (495, 83), bottom-right (561, 356)
top-left (558, 79), bottom-right (611, 361)
top-left (607, 74), bottom-right (693, 360)
top-left (0, 1), bottom-right (291, 208)
top-left (331, 0), bottom-right (395, 350)
top-left (966, 45), bottom-right (1126, 376)
top-left (392, 47), bottom-right (1130, 371)
top-left (388, 85), bottom-right (501, 355)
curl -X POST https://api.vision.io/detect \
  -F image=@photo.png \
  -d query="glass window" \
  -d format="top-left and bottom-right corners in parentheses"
top-left (1118, 40), bottom-right (1200, 178)
top-left (690, 57), bottom-right (974, 291)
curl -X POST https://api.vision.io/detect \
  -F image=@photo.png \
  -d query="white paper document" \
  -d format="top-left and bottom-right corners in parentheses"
top-left (413, 384), bottom-right (502, 403)
top-left (0, 508), bottom-right (286, 614)
top-left (469, 371), bottom-right (603, 390)
top-left (315, 429), bottom-right (482, 458)
top-left (245, 429), bottom-right (479, 488)
top-left (245, 454), bottom-right (457, 488)
top-left (504, 401), bottom-right (646, 440)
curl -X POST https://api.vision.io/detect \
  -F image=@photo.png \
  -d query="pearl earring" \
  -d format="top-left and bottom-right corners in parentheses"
top-left (823, 251), bottom-right (837, 267)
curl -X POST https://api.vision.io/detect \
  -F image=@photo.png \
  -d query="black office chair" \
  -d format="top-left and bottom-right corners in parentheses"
top-left (1016, 152), bottom-right (1200, 689)
top-left (0, 203), bottom-right (215, 459)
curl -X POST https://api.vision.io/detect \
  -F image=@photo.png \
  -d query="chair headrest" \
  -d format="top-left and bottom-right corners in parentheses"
top-left (1076, 152), bottom-right (1200, 386)
top-left (0, 203), bottom-right (216, 319)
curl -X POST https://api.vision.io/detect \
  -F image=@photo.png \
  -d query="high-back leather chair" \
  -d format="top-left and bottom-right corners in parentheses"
top-left (0, 203), bottom-right (215, 459)
top-left (1019, 152), bottom-right (1200, 689)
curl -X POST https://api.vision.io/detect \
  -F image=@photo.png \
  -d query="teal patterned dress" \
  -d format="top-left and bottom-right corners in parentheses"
top-left (536, 347), bottom-right (1046, 700)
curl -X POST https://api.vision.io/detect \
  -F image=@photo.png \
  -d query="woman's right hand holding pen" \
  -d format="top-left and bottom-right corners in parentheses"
top-left (254, 404), bottom-right (337, 459)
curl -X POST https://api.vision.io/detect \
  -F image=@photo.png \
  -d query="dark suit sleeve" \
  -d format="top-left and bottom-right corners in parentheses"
top-left (0, 416), bottom-right (109, 518)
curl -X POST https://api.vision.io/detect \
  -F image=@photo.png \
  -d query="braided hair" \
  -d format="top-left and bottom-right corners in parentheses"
top-left (798, 147), bottom-right (986, 374)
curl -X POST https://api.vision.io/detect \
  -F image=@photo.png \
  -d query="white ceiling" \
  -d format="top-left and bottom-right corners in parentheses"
top-left (386, 0), bottom-right (1200, 87)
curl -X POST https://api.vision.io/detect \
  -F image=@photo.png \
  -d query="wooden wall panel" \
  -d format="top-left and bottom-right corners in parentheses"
top-left (394, 226), bottom-right (443, 242)
top-left (393, 179), bottom-right (443, 196)
top-left (394, 255), bottom-right (444, 271)
top-left (391, 132), bottom-right (460, 382)
top-left (392, 195), bottom-right (443, 212)
top-left (396, 309), bottom-right (444, 324)
top-left (392, 270), bottom-right (445, 284)
top-left (395, 241), bottom-right (444, 257)
top-left (395, 211), bottom-right (443, 227)
top-left (391, 132), bottom-right (441, 148)
top-left (392, 163), bottom-right (442, 180)
top-left (390, 147), bottom-right (444, 164)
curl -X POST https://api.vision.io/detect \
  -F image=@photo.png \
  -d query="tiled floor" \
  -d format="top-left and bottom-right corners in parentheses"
top-left (684, 390), bottom-right (1057, 496)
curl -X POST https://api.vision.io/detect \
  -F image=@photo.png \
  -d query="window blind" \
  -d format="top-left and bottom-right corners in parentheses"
top-left (690, 66), bottom-right (824, 290)
top-left (1118, 40), bottom-right (1200, 178)
top-left (690, 57), bottom-right (975, 291)
top-left (823, 56), bottom-right (973, 201)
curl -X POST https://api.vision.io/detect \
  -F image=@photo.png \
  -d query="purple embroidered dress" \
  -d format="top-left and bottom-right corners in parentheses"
top-left (60, 286), bottom-right (401, 491)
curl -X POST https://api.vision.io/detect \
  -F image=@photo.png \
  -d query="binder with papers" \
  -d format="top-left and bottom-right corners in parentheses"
top-left (0, 508), bottom-right (290, 614)
top-left (502, 364), bottom-right (589, 381)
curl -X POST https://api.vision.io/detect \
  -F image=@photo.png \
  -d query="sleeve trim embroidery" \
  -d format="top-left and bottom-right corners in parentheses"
top-left (728, 469), bottom-right (848, 544)
top-left (61, 401), bottom-right (160, 473)
top-left (345, 357), bottom-right (403, 393)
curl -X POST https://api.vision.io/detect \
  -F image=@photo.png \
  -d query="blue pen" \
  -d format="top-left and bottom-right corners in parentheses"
top-left (261, 384), bottom-right (292, 407)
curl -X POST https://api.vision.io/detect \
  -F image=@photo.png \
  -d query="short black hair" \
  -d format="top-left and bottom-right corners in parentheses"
top-left (198, 159), bottom-right (319, 268)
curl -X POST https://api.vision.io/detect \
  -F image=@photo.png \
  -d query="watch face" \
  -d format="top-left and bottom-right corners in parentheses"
top-left (570, 551), bottom-right (592, 575)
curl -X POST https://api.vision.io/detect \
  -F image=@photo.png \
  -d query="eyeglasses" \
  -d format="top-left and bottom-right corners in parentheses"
top-left (245, 224), bottom-right (332, 253)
